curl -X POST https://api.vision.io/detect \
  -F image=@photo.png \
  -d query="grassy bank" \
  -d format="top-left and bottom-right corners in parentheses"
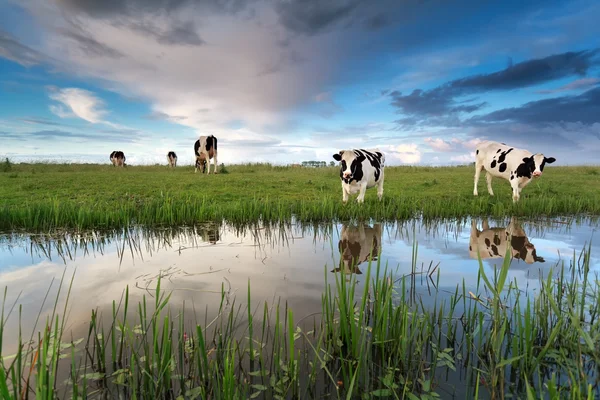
top-left (1, 162), bottom-right (599, 231)
top-left (1, 243), bottom-right (599, 399)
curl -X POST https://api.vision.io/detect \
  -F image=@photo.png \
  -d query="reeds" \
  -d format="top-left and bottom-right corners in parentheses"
top-left (1, 241), bottom-right (599, 398)
top-left (1, 194), bottom-right (599, 232)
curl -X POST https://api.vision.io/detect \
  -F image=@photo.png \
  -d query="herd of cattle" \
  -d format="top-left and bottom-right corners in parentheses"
top-left (110, 135), bottom-right (219, 174)
top-left (109, 139), bottom-right (556, 204)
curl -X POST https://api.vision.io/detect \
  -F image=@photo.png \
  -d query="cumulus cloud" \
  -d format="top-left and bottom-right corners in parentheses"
top-left (49, 88), bottom-right (108, 123)
top-left (385, 144), bottom-right (421, 164)
top-left (423, 137), bottom-right (482, 152)
top-left (424, 137), bottom-right (452, 152)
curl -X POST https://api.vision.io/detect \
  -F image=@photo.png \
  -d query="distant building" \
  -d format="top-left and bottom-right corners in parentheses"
top-left (301, 161), bottom-right (327, 168)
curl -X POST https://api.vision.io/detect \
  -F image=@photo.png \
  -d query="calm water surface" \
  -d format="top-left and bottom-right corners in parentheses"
top-left (1, 216), bottom-right (599, 357)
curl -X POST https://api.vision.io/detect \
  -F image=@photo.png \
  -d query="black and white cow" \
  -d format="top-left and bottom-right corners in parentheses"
top-left (469, 217), bottom-right (545, 264)
top-left (110, 151), bottom-right (126, 167)
top-left (332, 149), bottom-right (385, 203)
top-left (194, 135), bottom-right (218, 174)
top-left (167, 151), bottom-right (177, 167)
top-left (333, 223), bottom-right (382, 275)
top-left (474, 141), bottom-right (556, 202)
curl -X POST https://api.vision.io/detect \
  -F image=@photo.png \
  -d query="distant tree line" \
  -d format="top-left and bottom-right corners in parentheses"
top-left (301, 161), bottom-right (330, 167)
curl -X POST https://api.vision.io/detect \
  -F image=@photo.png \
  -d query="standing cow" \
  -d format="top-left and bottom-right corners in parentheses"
top-left (332, 149), bottom-right (385, 203)
top-left (110, 151), bottom-right (126, 167)
top-left (333, 223), bottom-right (382, 275)
top-left (469, 217), bottom-right (545, 264)
top-left (474, 141), bottom-right (556, 202)
top-left (167, 151), bottom-right (177, 167)
top-left (194, 135), bottom-right (218, 174)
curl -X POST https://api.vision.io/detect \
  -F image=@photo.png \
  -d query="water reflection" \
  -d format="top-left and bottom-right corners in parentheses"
top-left (334, 223), bottom-right (381, 275)
top-left (469, 217), bottom-right (545, 264)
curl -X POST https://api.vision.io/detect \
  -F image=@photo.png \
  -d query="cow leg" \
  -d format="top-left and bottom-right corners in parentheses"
top-left (194, 158), bottom-right (199, 173)
top-left (356, 182), bottom-right (368, 203)
top-left (376, 177), bottom-right (384, 201)
top-left (213, 154), bottom-right (218, 174)
top-left (482, 219), bottom-right (490, 230)
top-left (510, 180), bottom-right (521, 203)
top-left (342, 184), bottom-right (349, 203)
top-left (473, 162), bottom-right (484, 196)
top-left (485, 172), bottom-right (494, 196)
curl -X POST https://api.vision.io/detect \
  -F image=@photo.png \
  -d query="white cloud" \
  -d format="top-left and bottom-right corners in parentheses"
top-left (450, 153), bottom-right (475, 163)
top-left (424, 137), bottom-right (453, 152)
top-left (385, 144), bottom-right (422, 164)
top-left (49, 88), bottom-right (107, 124)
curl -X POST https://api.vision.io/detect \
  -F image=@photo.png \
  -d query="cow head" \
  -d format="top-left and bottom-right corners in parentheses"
top-left (520, 154), bottom-right (556, 178)
top-left (510, 235), bottom-right (545, 264)
top-left (333, 150), bottom-right (362, 183)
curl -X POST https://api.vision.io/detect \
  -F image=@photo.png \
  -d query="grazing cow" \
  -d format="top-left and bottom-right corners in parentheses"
top-left (110, 151), bottom-right (126, 167)
top-left (333, 223), bottom-right (382, 275)
top-left (469, 217), bottom-right (545, 264)
top-left (474, 141), bottom-right (556, 202)
top-left (167, 151), bottom-right (177, 167)
top-left (332, 149), bottom-right (385, 203)
top-left (194, 135), bottom-right (218, 174)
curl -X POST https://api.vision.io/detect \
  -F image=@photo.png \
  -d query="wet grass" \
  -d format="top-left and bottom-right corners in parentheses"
top-left (1, 240), bottom-right (599, 399)
top-left (1, 162), bottom-right (599, 231)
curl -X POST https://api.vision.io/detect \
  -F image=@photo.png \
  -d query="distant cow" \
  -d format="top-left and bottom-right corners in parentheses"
top-left (110, 151), bottom-right (126, 167)
top-left (167, 151), bottom-right (177, 167)
top-left (333, 223), bottom-right (382, 275)
top-left (194, 135), bottom-right (218, 174)
top-left (474, 141), bottom-right (556, 202)
top-left (332, 149), bottom-right (385, 203)
top-left (469, 217), bottom-right (545, 264)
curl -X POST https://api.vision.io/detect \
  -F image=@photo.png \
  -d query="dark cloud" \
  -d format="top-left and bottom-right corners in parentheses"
top-left (274, 0), bottom-right (361, 35)
top-left (470, 87), bottom-right (600, 126)
top-left (57, 28), bottom-right (124, 58)
top-left (123, 20), bottom-right (204, 47)
top-left (0, 30), bottom-right (45, 67)
top-left (389, 49), bottom-right (600, 126)
top-left (55, 0), bottom-right (251, 18)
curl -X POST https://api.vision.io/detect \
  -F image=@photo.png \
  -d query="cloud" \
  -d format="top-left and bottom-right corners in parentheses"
top-left (389, 49), bottom-right (600, 126)
top-left (49, 88), bottom-right (108, 123)
top-left (57, 28), bottom-right (124, 58)
top-left (470, 86), bottom-right (600, 126)
top-left (0, 29), bottom-right (45, 67)
top-left (313, 91), bottom-right (343, 118)
top-left (450, 153), bottom-right (474, 163)
top-left (385, 144), bottom-right (421, 164)
top-left (274, 0), bottom-right (361, 35)
top-left (535, 77), bottom-right (600, 94)
top-left (424, 137), bottom-right (452, 152)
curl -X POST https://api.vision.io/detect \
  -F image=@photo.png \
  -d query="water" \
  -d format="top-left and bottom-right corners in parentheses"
top-left (1, 216), bottom-right (599, 397)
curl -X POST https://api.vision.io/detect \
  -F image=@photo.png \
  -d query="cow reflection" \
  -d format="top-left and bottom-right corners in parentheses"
top-left (469, 217), bottom-right (544, 264)
top-left (334, 223), bottom-right (382, 275)
top-left (198, 224), bottom-right (220, 244)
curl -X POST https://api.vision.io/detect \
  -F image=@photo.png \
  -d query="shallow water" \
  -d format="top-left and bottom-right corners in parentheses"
top-left (1, 216), bottom-right (598, 357)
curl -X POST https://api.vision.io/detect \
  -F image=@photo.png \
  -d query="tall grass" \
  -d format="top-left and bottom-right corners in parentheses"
top-left (1, 241), bottom-right (599, 398)
top-left (1, 193), bottom-right (599, 232)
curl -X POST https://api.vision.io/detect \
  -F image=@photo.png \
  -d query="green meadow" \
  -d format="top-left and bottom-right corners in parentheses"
top-left (1, 161), bottom-right (599, 231)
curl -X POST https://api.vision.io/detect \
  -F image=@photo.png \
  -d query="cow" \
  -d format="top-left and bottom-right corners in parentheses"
top-left (332, 149), bottom-right (385, 203)
top-left (194, 135), bottom-right (218, 174)
top-left (469, 217), bottom-right (545, 264)
top-left (473, 141), bottom-right (556, 203)
top-left (333, 223), bottom-right (382, 275)
top-left (167, 151), bottom-right (177, 167)
top-left (110, 151), bottom-right (126, 167)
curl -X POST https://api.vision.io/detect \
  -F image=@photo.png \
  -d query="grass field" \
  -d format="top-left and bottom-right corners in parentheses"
top-left (1, 161), bottom-right (599, 231)
top-left (1, 243), bottom-right (598, 399)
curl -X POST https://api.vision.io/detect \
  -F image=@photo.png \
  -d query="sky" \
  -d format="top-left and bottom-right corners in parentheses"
top-left (0, 0), bottom-right (599, 166)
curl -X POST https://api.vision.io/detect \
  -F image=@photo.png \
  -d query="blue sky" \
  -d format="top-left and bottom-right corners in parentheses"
top-left (1, 0), bottom-right (599, 165)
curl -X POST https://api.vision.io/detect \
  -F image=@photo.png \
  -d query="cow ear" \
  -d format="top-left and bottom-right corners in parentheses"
top-left (545, 157), bottom-right (556, 164)
top-left (522, 156), bottom-right (533, 163)
top-left (333, 152), bottom-right (342, 161)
